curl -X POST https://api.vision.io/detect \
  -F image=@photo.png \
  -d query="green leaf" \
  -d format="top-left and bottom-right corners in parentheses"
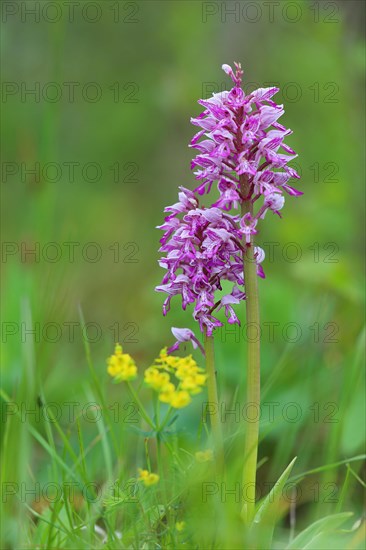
top-left (250, 457), bottom-right (297, 550)
top-left (286, 512), bottom-right (353, 549)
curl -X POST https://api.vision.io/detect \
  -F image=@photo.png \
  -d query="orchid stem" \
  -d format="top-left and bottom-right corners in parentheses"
top-left (204, 330), bottom-right (225, 476)
top-left (241, 178), bottom-right (261, 524)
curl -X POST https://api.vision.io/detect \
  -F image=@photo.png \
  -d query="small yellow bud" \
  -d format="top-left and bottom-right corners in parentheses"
top-left (137, 469), bottom-right (159, 486)
top-left (114, 343), bottom-right (123, 355)
top-left (195, 449), bottom-right (214, 463)
top-left (107, 345), bottom-right (137, 381)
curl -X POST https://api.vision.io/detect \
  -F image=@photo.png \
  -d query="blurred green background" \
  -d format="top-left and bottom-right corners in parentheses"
top-left (1, 0), bottom-right (365, 544)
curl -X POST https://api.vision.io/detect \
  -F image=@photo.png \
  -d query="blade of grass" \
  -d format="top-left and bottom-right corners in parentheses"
top-left (288, 455), bottom-right (366, 483)
top-left (336, 465), bottom-right (351, 513)
top-left (78, 305), bottom-right (120, 455)
top-left (0, 389), bottom-right (82, 485)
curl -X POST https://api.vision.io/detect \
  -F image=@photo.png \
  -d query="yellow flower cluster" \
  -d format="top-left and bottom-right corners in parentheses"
top-left (137, 468), bottom-right (159, 486)
top-left (143, 348), bottom-right (206, 409)
top-left (107, 343), bottom-right (137, 381)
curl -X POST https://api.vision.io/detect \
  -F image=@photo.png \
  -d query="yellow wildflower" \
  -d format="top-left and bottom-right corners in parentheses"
top-left (195, 449), bottom-right (214, 463)
top-left (155, 347), bottom-right (169, 365)
top-left (155, 347), bottom-right (180, 370)
top-left (137, 468), bottom-right (159, 487)
top-left (144, 349), bottom-right (205, 407)
top-left (169, 390), bottom-right (191, 409)
top-left (144, 367), bottom-right (170, 391)
top-left (180, 372), bottom-right (207, 394)
top-left (175, 521), bottom-right (186, 532)
top-left (175, 355), bottom-right (203, 380)
top-left (158, 382), bottom-right (176, 404)
top-left (107, 343), bottom-right (137, 381)
top-left (144, 366), bottom-right (159, 382)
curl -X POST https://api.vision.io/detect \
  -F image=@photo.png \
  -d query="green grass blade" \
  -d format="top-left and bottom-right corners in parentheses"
top-left (286, 512), bottom-right (353, 549)
top-left (249, 457), bottom-right (297, 549)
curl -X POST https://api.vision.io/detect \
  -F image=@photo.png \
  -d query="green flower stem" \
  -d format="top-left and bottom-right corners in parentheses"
top-left (154, 393), bottom-right (160, 427)
top-left (158, 405), bottom-right (173, 433)
top-left (204, 331), bottom-right (224, 475)
top-left (156, 426), bottom-right (165, 501)
top-left (126, 381), bottom-right (155, 430)
top-left (153, 395), bottom-right (164, 481)
top-left (241, 178), bottom-right (261, 524)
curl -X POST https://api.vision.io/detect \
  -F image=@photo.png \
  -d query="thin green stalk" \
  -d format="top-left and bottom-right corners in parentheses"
top-left (241, 176), bottom-right (261, 524)
top-left (126, 382), bottom-right (155, 430)
top-left (153, 394), bottom-right (164, 479)
top-left (158, 404), bottom-right (173, 433)
top-left (204, 331), bottom-right (224, 475)
top-left (151, 395), bottom-right (172, 535)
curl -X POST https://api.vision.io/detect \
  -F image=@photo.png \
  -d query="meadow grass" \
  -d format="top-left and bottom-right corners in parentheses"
top-left (1, 318), bottom-right (364, 548)
top-left (1, 2), bottom-right (365, 548)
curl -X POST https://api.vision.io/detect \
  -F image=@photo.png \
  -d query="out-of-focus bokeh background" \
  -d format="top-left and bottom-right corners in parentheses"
top-left (1, 0), bottom-right (365, 546)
